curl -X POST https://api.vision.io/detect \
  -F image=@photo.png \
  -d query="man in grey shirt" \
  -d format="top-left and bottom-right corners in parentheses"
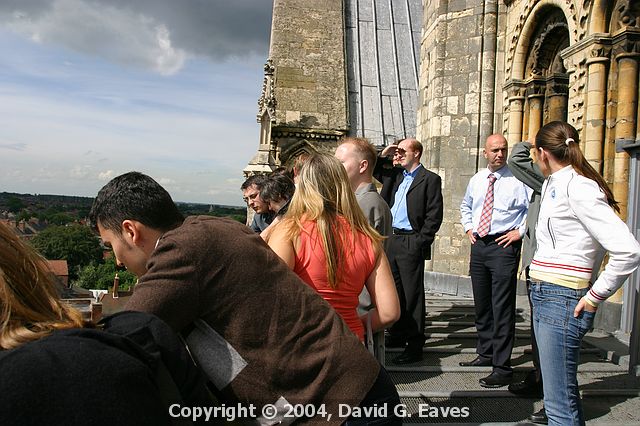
top-left (335, 137), bottom-right (392, 237)
top-left (336, 137), bottom-right (392, 364)
top-left (508, 140), bottom-right (546, 424)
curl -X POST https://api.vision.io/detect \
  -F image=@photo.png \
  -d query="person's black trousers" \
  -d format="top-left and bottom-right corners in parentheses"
top-left (469, 235), bottom-right (521, 376)
top-left (386, 233), bottom-right (426, 351)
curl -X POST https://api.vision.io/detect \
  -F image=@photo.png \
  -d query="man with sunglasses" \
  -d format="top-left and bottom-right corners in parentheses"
top-left (374, 138), bottom-right (444, 365)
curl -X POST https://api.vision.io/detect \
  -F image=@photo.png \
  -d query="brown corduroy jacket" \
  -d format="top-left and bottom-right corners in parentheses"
top-left (126, 216), bottom-right (380, 424)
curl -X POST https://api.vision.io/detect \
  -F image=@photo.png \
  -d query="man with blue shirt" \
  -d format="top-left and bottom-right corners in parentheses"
top-left (374, 138), bottom-right (443, 365)
top-left (459, 134), bottom-right (531, 388)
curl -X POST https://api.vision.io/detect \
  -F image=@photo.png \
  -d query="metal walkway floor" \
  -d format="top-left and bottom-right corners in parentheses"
top-left (387, 294), bottom-right (640, 424)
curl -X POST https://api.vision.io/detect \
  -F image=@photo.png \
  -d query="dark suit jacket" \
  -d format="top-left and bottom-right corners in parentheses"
top-left (374, 158), bottom-right (444, 260)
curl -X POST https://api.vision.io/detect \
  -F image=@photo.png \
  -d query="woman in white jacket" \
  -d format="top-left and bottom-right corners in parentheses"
top-left (530, 121), bottom-right (640, 426)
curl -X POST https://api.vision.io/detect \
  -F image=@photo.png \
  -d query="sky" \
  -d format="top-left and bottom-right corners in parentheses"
top-left (0, 0), bottom-right (273, 206)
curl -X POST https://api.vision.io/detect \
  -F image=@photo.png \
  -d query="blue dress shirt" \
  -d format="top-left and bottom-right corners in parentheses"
top-left (460, 165), bottom-right (531, 237)
top-left (391, 165), bottom-right (422, 230)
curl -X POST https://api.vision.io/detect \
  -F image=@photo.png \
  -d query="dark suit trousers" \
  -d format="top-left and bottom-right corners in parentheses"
top-left (469, 236), bottom-right (521, 376)
top-left (386, 234), bottom-right (426, 349)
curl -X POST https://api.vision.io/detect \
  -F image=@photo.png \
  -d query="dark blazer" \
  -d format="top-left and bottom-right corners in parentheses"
top-left (374, 158), bottom-right (444, 260)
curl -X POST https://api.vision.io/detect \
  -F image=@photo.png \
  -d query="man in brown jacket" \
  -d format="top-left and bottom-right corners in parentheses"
top-left (89, 172), bottom-right (400, 425)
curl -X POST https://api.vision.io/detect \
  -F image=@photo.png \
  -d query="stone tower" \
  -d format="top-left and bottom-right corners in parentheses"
top-left (418, 0), bottom-right (640, 332)
top-left (245, 0), bottom-right (422, 175)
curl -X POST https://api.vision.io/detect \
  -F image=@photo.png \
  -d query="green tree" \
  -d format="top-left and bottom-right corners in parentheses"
top-left (15, 209), bottom-right (34, 222)
top-left (30, 224), bottom-right (103, 280)
top-left (48, 212), bottom-right (75, 225)
top-left (75, 257), bottom-right (137, 290)
top-left (229, 214), bottom-right (246, 223)
top-left (7, 196), bottom-right (25, 213)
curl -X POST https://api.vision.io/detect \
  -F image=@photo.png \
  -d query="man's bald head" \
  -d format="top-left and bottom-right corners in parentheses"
top-left (483, 134), bottom-right (508, 172)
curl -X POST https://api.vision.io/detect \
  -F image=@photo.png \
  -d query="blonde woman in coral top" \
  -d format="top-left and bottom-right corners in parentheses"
top-left (268, 153), bottom-right (400, 342)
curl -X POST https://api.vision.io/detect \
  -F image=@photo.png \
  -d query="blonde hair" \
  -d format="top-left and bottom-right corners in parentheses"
top-left (282, 153), bottom-right (383, 288)
top-left (0, 222), bottom-right (86, 349)
top-left (339, 137), bottom-right (378, 174)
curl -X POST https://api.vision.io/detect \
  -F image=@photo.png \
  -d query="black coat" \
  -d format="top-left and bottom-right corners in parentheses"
top-left (0, 311), bottom-right (215, 426)
top-left (374, 158), bottom-right (444, 260)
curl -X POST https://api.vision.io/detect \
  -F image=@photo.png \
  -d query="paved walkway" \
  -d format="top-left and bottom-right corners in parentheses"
top-left (385, 293), bottom-right (640, 424)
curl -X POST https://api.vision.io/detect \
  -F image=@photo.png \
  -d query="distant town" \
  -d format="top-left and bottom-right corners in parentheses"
top-left (0, 191), bottom-right (246, 233)
top-left (0, 191), bottom-right (247, 300)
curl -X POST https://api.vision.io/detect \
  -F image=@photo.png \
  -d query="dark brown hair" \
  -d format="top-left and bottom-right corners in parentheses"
top-left (535, 121), bottom-right (619, 212)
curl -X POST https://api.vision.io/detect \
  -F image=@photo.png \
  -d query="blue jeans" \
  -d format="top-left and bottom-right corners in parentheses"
top-left (531, 282), bottom-right (596, 426)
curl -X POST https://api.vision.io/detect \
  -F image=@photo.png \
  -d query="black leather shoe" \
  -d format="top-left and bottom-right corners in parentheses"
top-left (529, 407), bottom-right (548, 425)
top-left (479, 372), bottom-right (512, 388)
top-left (459, 356), bottom-right (492, 367)
top-left (508, 379), bottom-right (543, 398)
top-left (392, 349), bottom-right (423, 365)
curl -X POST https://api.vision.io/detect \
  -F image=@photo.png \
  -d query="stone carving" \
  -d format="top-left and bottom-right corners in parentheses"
top-left (565, 54), bottom-right (587, 133)
top-left (613, 39), bottom-right (640, 58)
top-left (257, 59), bottom-right (277, 122)
top-left (526, 81), bottom-right (546, 97)
top-left (272, 129), bottom-right (344, 141)
top-left (505, 81), bottom-right (526, 99)
top-left (527, 16), bottom-right (569, 77)
top-left (590, 46), bottom-right (612, 60)
top-left (577, 0), bottom-right (592, 41)
top-left (615, 0), bottom-right (640, 29)
top-left (546, 79), bottom-right (569, 97)
top-left (505, 0), bottom-right (585, 80)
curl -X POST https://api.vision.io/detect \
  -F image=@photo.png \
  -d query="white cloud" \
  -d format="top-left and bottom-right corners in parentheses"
top-left (69, 165), bottom-right (93, 179)
top-left (0, 0), bottom-right (272, 74)
top-left (157, 177), bottom-right (176, 185)
top-left (0, 141), bottom-right (27, 151)
top-left (98, 170), bottom-right (114, 180)
top-left (3, 0), bottom-right (187, 75)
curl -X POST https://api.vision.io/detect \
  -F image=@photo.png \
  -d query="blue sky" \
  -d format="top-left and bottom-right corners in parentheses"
top-left (0, 0), bottom-right (272, 206)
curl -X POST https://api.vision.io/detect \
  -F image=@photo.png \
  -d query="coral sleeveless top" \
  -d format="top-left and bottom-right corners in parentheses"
top-left (294, 217), bottom-right (377, 341)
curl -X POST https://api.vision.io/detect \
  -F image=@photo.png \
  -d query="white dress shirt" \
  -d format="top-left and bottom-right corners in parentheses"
top-left (460, 165), bottom-right (531, 237)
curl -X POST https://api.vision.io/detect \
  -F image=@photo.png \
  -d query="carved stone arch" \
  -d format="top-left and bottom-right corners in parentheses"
top-left (505, 3), bottom-right (572, 139)
top-left (611, 0), bottom-right (640, 32)
top-left (510, 1), bottom-right (578, 81)
top-left (280, 140), bottom-right (317, 167)
top-left (525, 11), bottom-right (570, 78)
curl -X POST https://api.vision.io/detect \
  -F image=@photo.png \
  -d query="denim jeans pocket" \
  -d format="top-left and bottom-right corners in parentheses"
top-left (534, 294), bottom-right (570, 328)
top-left (578, 310), bottom-right (596, 338)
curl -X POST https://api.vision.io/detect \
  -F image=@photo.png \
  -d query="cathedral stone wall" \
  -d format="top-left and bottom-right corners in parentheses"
top-left (269, 0), bottom-right (348, 161)
top-left (418, 0), bottom-right (500, 278)
top-left (418, 0), bottom-right (640, 331)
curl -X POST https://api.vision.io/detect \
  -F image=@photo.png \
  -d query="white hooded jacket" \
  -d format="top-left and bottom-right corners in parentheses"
top-left (530, 165), bottom-right (640, 306)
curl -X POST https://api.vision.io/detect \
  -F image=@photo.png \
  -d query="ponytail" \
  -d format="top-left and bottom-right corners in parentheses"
top-left (536, 121), bottom-right (619, 212)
